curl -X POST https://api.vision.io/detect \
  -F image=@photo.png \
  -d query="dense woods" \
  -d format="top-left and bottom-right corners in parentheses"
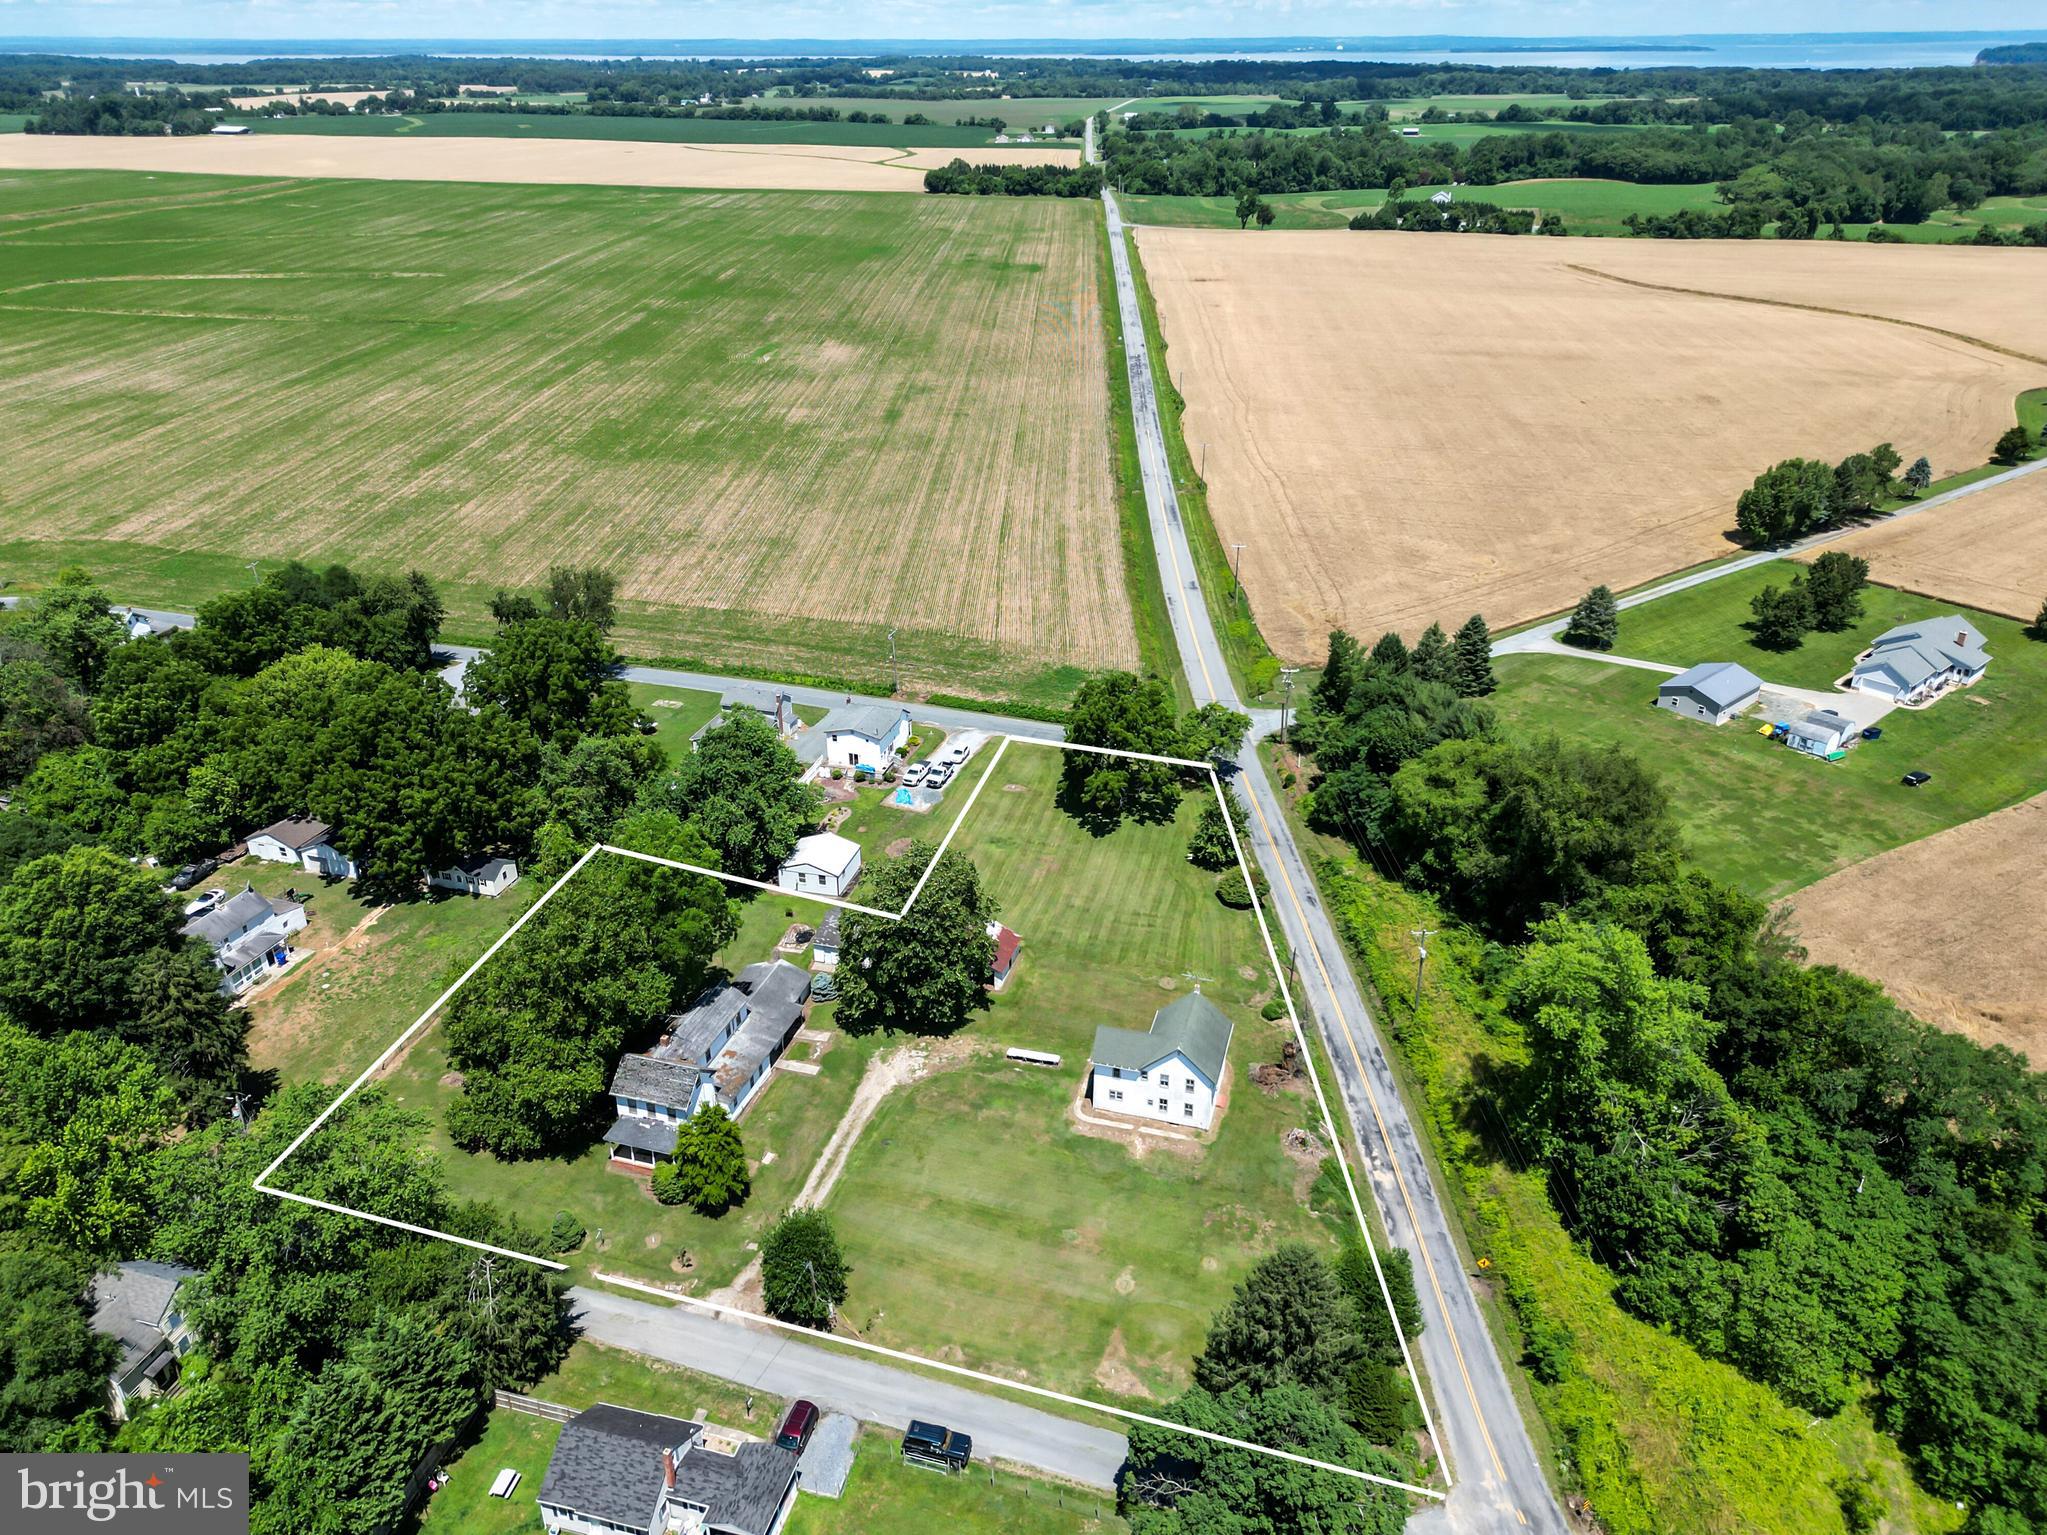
top-left (1294, 626), bottom-right (2047, 1535)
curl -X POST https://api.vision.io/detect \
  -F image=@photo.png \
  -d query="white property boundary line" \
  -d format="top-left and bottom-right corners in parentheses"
top-left (253, 735), bottom-right (1445, 1504)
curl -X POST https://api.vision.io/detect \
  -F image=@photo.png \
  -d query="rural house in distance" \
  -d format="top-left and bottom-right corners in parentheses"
top-left (1849, 615), bottom-right (1991, 704)
top-left (536, 1403), bottom-right (799, 1535)
top-left (1087, 990), bottom-right (1235, 1131)
top-left (605, 959), bottom-right (812, 1168)
top-left (1655, 661), bottom-right (1762, 725)
top-left (247, 816), bottom-right (358, 880)
top-left (180, 884), bottom-right (306, 995)
top-left (427, 853), bottom-right (520, 898)
top-left (89, 1261), bottom-right (199, 1421)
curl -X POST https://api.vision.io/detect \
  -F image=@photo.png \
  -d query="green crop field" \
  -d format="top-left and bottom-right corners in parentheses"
top-left (1491, 567), bottom-right (2047, 896)
top-left (822, 744), bottom-right (1352, 1404)
top-left (0, 170), bottom-right (1132, 707)
top-left (1121, 179), bottom-right (1721, 236)
top-left (1354, 92), bottom-right (1627, 118)
top-left (242, 109), bottom-right (1006, 149)
top-left (757, 92), bottom-right (1114, 127)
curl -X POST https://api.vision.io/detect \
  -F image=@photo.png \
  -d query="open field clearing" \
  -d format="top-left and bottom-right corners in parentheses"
top-left (0, 131), bottom-right (1035, 191)
top-left (759, 93), bottom-right (1121, 126)
top-left (240, 109), bottom-right (1029, 151)
top-left (1806, 468), bottom-right (2047, 620)
top-left (0, 171), bottom-right (1129, 703)
top-left (823, 746), bottom-right (1338, 1404)
top-left (1124, 179), bottom-right (1721, 234)
top-left (1785, 792), bottom-right (2047, 1062)
top-left (1490, 568), bottom-right (2047, 897)
top-left (1134, 227), bottom-right (2045, 655)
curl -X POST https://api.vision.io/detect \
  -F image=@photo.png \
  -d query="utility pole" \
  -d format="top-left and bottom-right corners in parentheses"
top-left (1229, 542), bottom-right (1245, 599)
top-left (1411, 927), bottom-right (1438, 1012)
top-left (226, 1091), bottom-right (249, 1133)
top-left (886, 628), bottom-right (898, 695)
top-left (1279, 666), bottom-right (1298, 745)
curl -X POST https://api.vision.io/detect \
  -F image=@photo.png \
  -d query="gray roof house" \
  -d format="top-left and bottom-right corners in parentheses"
top-left (694, 686), bottom-right (800, 743)
top-left (1088, 990), bottom-right (1236, 1132)
top-left (819, 704), bottom-right (910, 770)
top-left (605, 960), bottom-right (813, 1167)
top-left (89, 1261), bottom-right (199, 1420)
top-left (536, 1403), bottom-right (799, 1535)
top-left (1851, 616), bottom-right (1991, 703)
top-left (1783, 709), bottom-right (1858, 758)
top-left (1655, 661), bottom-right (1762, 725)
top-left (180, 885), bottom-right (305, 996)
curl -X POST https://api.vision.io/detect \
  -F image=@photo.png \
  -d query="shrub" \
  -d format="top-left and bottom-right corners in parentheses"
top-left (546, 1210), bottom-right (585, 1254)
top-left (1217, 866), bottom-right (1269, 909)
top-left (1261, 996), bottom-right (1288, 1021)
top-left (760, 1207), bottom-right (849, 1328)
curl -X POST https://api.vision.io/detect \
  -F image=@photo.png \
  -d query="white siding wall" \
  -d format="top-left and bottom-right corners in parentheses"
top-left (247, 834), bottom-right (298, 864)
top-left (1090, 1050), bottom-right (1218, 1131)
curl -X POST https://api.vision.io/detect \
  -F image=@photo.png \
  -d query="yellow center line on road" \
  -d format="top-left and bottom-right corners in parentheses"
top-left (1130, 230), bottom-right (1515, 1505)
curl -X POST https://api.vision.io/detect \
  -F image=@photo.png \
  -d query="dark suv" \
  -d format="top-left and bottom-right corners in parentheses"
top-left (901, 1420), bottom-right (972, 1472)
top-left (170, 857), bottom-right (220, 891)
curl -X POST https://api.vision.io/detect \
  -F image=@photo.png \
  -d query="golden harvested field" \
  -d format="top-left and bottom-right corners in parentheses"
top-left (0, 131), bottom-right (1078, 193)
top-left (1786, 792), bottom-right (2047, 1062)
top-left (1135, 228), bottom-right (2047, 656)
top-left (0, 172), bottom-right (1129, 701)
top-left (1806, 468), bottom-right (2047, 621)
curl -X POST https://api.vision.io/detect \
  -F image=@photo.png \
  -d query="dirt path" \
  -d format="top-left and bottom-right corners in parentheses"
top-left (706, 1038), bottom-right (985, 1312)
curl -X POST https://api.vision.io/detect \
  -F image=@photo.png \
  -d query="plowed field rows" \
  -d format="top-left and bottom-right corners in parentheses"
top-left (0, 171), bottom-right (1130, 700)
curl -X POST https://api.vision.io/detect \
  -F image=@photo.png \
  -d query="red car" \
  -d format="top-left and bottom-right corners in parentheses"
top-left (775, 1399), bottom-right (819, 1455)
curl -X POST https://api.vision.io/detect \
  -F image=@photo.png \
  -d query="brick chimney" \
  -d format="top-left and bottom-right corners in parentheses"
top-left (662, 1447), bottom-right (676, 1492)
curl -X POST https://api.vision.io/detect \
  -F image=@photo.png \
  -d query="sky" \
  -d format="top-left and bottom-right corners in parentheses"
top-left (0, 0), bottom-right (2038, 44)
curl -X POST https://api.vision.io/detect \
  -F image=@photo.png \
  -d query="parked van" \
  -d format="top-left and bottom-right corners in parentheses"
top-left (901, 1419), bottom-right (973, 1472)
top-left (775, 1399), bottom-right (819, 1455)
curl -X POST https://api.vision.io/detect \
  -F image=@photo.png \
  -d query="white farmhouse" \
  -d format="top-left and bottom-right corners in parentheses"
top-left (820, 704), bottom-right (911, 771)
top-left (427, 854), bottom-right (520, 898)
top-left (1655, 661), bottom-right (1762, 726)
top-left (776, 832), bottom-right (862, 897)
top-left (247, 817), bottom-right (357, 880)
top-left (604, 960), bottom-right (811, 1168)
top-left (180, 884), bottom-right (306, 995)
top-left (1088, 990), bottom-right (1234, 1132)
top-left (1850, 616), bottom-right (1990, 704)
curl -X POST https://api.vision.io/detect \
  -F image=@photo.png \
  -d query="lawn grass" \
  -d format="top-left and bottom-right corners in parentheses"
top-left (1123, 179), bottom-right (1722, 237)
top-left (825, 726), bottom-right (1000, 869)
top-left (626, 683), bottom-right (722, 762)
top-left (786, 1429), bottom-right (1125, 1534)
top-left (241, 109), bottom-right (1008, 149)
top-left (0, 171), bottom-right (1126, 711)
top-left (823, 745), bottom-right (1341, 1404)
top-left (1493, 570), bottom-right (2047, 896)
top-left (1287, 798), bottom-right (1962, 1535)
top-left (237, 860), bottom-right (536, 1087)
top-left (352, 875), bottom-right (888, 1293)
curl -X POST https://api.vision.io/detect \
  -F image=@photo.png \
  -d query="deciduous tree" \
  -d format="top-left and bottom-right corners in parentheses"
top-left (462, 617), bottom-right (631, 748)
top-left (835, 843), bottom-right (996, 1038)
top-left (759, 1207), bottom-right (847, 1329)
top-left (1994, 424), bottom-right (2034, 464)
top-left (17, 569), bottom-right (124, 693)
top-left (0, 846), bottom-right (182, 1033)
top-left (1061, 672), bottom-right (1184, 831)
top-left (643, 709), bottom-right (819, 881)
top-left (1735, 457), bottom-right (1835, 544)
top-left (1803, 550), bottom-right (1870, 632)
top-left (1748, 579), bottom-right (1814, 650)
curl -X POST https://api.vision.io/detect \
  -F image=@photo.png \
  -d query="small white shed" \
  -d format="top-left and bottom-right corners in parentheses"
top-left (777, 833), bottom-right (863, 898)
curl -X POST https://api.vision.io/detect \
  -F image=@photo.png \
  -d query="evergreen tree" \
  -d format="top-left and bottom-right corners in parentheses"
top-left (1314, 630), bottom-right (1364, 715)
top-left (1410, 622), bottom-right (1453, 686)
top-left (1561, 585), bottom-right (1620, 651)
top-left (1194, 1244), bottom-right (1363, 1399)
top-left (1367, 630), bottom-right (1410, 672)
top-left (1187, 792), bottom-right (1237, 872)
top-left (1339, 1358), bottom-right (1414, 1446)
top-left (1903, 456), bottom-right (1933, 496)
top-left (1450, 615), bottom-right (1495, 698)
top-left (652, 1106), bottom-right (750, 1215)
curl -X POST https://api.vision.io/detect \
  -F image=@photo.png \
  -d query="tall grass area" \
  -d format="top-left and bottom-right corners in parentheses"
top-left (1306, 846), bottom-right (1961, 1535)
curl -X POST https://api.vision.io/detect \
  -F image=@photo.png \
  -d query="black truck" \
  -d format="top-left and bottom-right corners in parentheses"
top-left (901, 1420), bottom-right (973, 1472)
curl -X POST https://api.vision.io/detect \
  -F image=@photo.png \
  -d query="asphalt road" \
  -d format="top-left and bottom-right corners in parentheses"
top-left (1493, 450), bottom-right (2047, 657)
top-left (569, 1286), bottom-right (1126, 1490)
top-left (1102, 185), bottom-right (1566, 1535)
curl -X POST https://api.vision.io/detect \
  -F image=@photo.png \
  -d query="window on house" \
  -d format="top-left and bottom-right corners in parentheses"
top-left (1159, 1075), bottom-right (1173, 1092)
top-left (1184, 1102), bottom-right (1195, 1118)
